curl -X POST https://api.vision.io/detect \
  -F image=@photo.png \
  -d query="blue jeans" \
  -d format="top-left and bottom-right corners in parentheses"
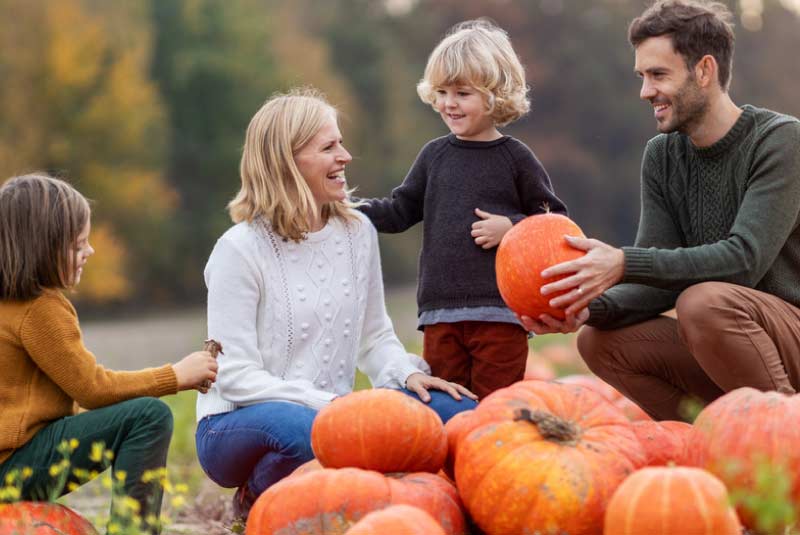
top-left (195, 389), bottom-right (476, 496)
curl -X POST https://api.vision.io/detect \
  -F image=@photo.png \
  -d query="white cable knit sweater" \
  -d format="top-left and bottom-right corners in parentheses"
top-left (196, 211), bottom-right (427, 420)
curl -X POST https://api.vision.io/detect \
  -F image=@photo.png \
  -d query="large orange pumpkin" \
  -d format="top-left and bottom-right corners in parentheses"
top-left (604, 466), bottom-right (741, 535)
top-left (344, 504), bottom-right (446, 535)
top-left (311, 389), bottom-right (447, 474)
top-left (247, 467), bottom-right (466, 535)
top-left (631, 420), bottom-right (692, 466)
top-left (495, 213), bottom-right (586, 319)
top-left (453, 380), bottom-right (645, 535)
top-left (0, 502), bottom-right (97, 534)
top-left (686, 387), bottom-right (800, 531)
top-left (442, 409), bottom-right (473, 479)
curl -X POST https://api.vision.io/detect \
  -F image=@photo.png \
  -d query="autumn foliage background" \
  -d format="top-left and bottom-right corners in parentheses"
top-left (1, 0), bottom-right (799, 312)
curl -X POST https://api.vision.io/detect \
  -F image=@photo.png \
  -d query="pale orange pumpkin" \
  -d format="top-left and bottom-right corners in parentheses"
top-left (631, 420), bottom-right (692, 466)
top-left (604, 466), bottom-right (741, 535)
top-left (686, 387), bottom-right (800, 531)
top-left (311, 389), bottom-right (447, 474)
top-left (0, 502), bottom-right (97, 534)
top-left (495, 213), bottom-right (586, 320)
top-left (453, 380), bottom-right (645, 535)
top-left (249, 467), bottom-right (466, 535)
top-left (344, 504), bottom-right (446, 535)
top-left (557, 374), bottom-right (652, 421)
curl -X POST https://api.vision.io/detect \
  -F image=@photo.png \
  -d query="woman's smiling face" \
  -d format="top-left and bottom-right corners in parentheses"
top-left (294, 112), bottom-right (353, 209)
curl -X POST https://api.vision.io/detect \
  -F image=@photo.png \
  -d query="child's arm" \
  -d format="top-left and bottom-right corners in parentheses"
top-left (355, 146), bottom-right (429, 233)
top-left (513, 148), bottom-right (568, 220)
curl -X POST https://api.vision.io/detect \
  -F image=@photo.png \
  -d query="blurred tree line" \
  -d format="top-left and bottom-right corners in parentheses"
top-left (0, 0), bottom-right (798, 310)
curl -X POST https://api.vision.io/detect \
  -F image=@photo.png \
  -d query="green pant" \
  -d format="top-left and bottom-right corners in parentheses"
top-left (0, 397), bottom-right (173, 534)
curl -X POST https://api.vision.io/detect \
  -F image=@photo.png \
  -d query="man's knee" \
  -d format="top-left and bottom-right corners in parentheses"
top-left (576, 326), bottom-right (613, 373)
top-left (675, 282), bottom-right (735, 342)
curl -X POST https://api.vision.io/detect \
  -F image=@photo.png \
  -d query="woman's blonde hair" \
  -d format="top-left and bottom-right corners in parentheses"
top-left (417, 19), bottom-right (530, 127)
top-left (0, 174), bottom-right (90, 300)
top-left (229, 87), bottom-right (357, 241)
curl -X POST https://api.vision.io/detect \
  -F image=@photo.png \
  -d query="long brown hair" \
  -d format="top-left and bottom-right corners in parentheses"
top-left (0, 174), bottom-right (90, 300)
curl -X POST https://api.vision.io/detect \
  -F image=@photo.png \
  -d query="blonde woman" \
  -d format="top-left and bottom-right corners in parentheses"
top-left (195, 88), bottom-right (477, 523)
top-left (358, 19), bottom-right (567, 398)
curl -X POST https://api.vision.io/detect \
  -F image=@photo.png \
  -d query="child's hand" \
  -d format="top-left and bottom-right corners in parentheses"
top-left (173, 351), bottom-right (218, 392)
top-left (471, 208), bottom-right (512, 249)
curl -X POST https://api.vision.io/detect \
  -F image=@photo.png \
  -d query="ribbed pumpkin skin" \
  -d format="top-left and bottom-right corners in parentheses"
top-left (557, 374), bottom-right (652, 421)
top-left (247, 468), bottom-right (391, 535)
top-left (250, 467), bottom-right (466, 535)
top-left (454, 380), bottom-right (645, 535)
top-left (631, 420), bottom-right (692, 466)
top-left (344, 505), bottom-right (446, 535)
top-left (687, 387), bottom-right (800, 530)
top-left (442, 409), bottom-right (473, 479)
top-left (311, 389), bottom-right (447, 473)
top-left (0, 503), bottom-right (98, 534)
top-left (495, 213), bottom-right (585, 320)
top-left (604, 466), bottom-right (741, 535)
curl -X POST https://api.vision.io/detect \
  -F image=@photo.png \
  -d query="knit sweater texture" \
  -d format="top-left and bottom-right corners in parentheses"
top-left (0, 290), bottom-right (178, 465)
top-left (197, 212), bottom-right (427, 420)
top-left (589, 105), bottom-right (800, 329)
top-left (358, 134), bottom-right (567, 313)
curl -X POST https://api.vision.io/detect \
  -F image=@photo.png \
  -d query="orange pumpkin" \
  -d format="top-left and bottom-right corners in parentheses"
top-left (0, 503), bottom-right (97, 534)
top-left (442, 409), bottom-right (473, 479)
top-left (344, 504), bottom-right (446, 535)
top-left (631, 420), bottom-right (692, 466)
top-left (523, 351), bottom-right (557, 381)
top-left (557, 374), bottom-right (652, 421)
top-left (495, 213), bottom-right (586, 319)
top-left (454, 380), bottom-right (645, 535)
top-left (248, 467), bottom-right (466, 535)
top-left (311, 389), bottom-right (447, 474)
top-left (686, 387), bottom-right (800, 531)
top-left (604, 466), bottom-right (741, 535)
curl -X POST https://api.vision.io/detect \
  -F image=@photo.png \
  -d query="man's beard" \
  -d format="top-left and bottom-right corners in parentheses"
top-left (660, 76), bottom-right (709, 135)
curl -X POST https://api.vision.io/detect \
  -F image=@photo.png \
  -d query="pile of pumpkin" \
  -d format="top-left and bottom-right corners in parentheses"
top-left (243, 378), bottom-right (800, 535)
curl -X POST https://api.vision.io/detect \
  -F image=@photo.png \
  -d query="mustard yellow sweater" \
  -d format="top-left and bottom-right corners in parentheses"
top-left (0, 290), bottom-right (177, 465)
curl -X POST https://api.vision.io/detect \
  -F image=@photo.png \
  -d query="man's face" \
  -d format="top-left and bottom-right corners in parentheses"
top-left (634, 35), bottom-right (709, 135)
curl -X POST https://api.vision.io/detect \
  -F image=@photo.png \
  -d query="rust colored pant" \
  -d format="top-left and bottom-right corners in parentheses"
top-left (577, 282), bottom-right (800, 421)
top-left (423, 321), bottom-right (528, 400)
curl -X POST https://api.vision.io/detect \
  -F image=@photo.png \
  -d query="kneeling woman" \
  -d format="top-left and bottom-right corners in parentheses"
top-left (195, 88), bottom-right (477, 522)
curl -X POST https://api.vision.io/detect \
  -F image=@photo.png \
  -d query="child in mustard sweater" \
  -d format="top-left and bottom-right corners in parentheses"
top-left (0, 174), bottom-right (218, 534)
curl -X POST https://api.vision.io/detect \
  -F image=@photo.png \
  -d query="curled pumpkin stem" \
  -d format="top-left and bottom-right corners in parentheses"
top-left (513, 408), bottom-right (579, 444)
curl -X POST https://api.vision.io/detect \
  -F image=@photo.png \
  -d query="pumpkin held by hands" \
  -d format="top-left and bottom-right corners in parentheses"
top-left (496, 213), bottom-right (586, 320)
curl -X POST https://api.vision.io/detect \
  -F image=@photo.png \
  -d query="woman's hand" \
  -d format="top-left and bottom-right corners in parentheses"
top-left (471, 208), bottom-right (512, 249)
top-left (173, 351), bottom-right (218, 393)
top-left (405, 372), bottom-right (478, 402)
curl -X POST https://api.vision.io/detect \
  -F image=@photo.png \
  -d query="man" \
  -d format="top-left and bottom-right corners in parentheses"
top-left (521, 0), bottom-right (800, 421)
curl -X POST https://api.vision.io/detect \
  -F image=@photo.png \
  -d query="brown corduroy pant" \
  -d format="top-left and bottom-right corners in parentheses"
top-left (577, 282), bottom-right (800, 421)
top-left (423, 321), bottom-right (528, 400)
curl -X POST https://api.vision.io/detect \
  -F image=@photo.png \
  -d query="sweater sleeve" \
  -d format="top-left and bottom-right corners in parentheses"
top-left (622, 123), bottom-right (800, 290)
top-left (587, 141), bottom-right (681, 328)
top-left (20, 293), bottom-right (177, 408)
top-left (508, 142), bottom-right (568, 224)
top-left (356, 223), bottom-right (425, 387)
top-left (205, 236), bottom-right (336, 410)
top-left (355, 143), bottom-right (429, 233)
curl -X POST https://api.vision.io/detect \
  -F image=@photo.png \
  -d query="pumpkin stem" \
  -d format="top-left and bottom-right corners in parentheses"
top-left (513, 408), bottom-right (579, 444)
top-left (541, 201), bottom-right (551, 213)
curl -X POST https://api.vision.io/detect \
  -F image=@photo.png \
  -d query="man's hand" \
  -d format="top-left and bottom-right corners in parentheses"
top-left (405, 373), bottom-right (478, 402)
top-left (471, 208), bottom-right (512, 249)
top-left (540, 235), bottom-right (625, 316)
top-left (519, 308), bottom-right (590, 335)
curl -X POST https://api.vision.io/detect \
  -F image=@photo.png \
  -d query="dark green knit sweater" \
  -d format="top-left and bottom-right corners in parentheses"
top-left (589, 105), bottom-right (800, 329)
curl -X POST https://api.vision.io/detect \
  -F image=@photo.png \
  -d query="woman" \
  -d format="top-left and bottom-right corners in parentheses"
top-left (195, 88), bottom-right (477, 523)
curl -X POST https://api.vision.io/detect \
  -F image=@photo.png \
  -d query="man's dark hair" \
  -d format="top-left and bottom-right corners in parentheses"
top-left (629, 0), bottom-right (735, 90)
